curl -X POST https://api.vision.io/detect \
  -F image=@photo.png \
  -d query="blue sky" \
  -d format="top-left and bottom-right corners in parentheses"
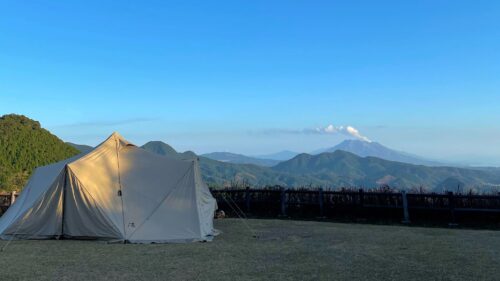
top-left (1, 1), bottom-right (500, 165)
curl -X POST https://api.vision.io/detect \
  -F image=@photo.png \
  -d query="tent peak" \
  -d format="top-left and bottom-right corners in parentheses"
top-left (110, 131), bottom-right (124, 139)
top-left (93, 132), bottom-right (132, 149)
top-left (104, 132), bottom-right (127, 142)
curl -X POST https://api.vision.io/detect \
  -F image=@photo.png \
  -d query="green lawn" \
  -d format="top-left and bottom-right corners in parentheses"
top-left (0, 219), bottom-right (499, 281)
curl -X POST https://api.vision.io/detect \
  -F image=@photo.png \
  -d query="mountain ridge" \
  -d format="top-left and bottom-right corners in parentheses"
top-left (140, 141), bottom-right (500, 192)
top-left (201, 152), bottom-right (280, 167)
top-left (314, 139), bottom-right (445, 166)
top-left (66, 142), bottom-right (93, 154)
top-left (273, 150), bottom-right (500, 192)
top-left (8, 119), bottom-right (499, 193)
top-left (255, 150), bottom-right (299, 161)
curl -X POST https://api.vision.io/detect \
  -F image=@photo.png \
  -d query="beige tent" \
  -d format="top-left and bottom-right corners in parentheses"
top-left (0, 132), bottom-right (217, 243)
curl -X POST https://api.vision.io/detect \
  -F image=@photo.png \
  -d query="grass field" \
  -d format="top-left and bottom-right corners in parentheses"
top-left (0, 219), bottom-right (499, 281)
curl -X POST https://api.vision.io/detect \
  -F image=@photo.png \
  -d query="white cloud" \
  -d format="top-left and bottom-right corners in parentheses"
top-left (314, 125), bottom-right (372, 142)
top-left (249, 124), bottom-right (372, 142)
top-left (344, 126), bottom-right (371, 142)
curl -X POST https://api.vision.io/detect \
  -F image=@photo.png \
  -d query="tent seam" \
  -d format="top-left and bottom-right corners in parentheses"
top-left (126, 164), bottom-right (194, 240)
top-left (115, 137), bottom-right (126, 239)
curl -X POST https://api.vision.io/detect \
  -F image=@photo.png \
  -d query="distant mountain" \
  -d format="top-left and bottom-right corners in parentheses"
top-left (67, 142), bottom-right (93, 153)
top-left (0, 114), bottom-right (80, 191)
top-left (434, 177), bottom-right (467, 193)
top-left (255, 150), bottom-right (299, 161)
top-left (141, 141), bottom-right (177, 156)
top-left (142, 141), bottom-right (500, 192)
top-left (141, 141), bottom-right (314, 187)
top-left (202, 152), bottom-right (280, 167)
top-left (5, 115), bottom-right (496, 193)
top-left (273, 151), bottom-right (500, 192)
top-left (314, 139), bottom-right (443, 166)
top-left (141, 141), bottom-right (197, 160)
top-left (198, 156), bottom-right (305, 188)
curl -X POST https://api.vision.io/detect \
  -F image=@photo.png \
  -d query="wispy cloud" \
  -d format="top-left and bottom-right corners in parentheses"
top-left (250, 124), bottom-right (372, 142)
top-left (54, 118), bottom-right (156, 128)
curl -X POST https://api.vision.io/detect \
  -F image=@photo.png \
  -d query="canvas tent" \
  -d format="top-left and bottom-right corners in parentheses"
top-left (0, 132), bottom-right (217, 243)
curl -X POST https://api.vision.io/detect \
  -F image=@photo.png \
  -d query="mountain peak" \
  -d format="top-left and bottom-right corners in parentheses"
top-left (140, 141), bottom-right (198, 161)
top-left (342, 139), bottom-right (372, 144)
top-left (141, 141), bottom-right (177, 156)
top-left (0, 114), bottom-right (41, 130)
top-left (314, 139), bottom-right (441, 166)
top-left (339, 139), bottom-right (382, 147)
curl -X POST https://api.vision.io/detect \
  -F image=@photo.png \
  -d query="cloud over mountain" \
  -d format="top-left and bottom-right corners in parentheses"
top-left (252, 124), bottom-right (371, 143)
top-left (311, 125), bottom-right (372, 142)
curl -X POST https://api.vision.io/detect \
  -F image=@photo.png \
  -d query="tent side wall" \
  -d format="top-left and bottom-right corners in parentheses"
top-left (65, 136), bottom-right (128, 239)
top-left (0, 152), bottom-right (89, 240)
top-left (126, 163), bottom-right (204, 243)
top-left (62, 167), bottom-right (123, 239)
top-left (0, 168), bottom-right (65, 239)
top-left (194, 161), bottom-right (217, 239)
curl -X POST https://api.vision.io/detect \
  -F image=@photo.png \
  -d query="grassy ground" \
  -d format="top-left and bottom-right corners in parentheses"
top-left (0, 219), bottom-right (499, 281)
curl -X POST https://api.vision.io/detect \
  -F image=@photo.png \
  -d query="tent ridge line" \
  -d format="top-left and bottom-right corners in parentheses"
top-left (115, 137), bottom-right (126, 239)
top-left (193, 161), bottom-right (203, 237)
top-left (59, 165), bottom-right (69, 238)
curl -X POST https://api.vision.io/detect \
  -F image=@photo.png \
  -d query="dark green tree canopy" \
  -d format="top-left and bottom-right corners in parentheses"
top-left (0, 114), bottom-right (80, 192)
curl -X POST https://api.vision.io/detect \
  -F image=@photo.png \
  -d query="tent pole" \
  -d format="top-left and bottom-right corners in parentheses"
top-left (59, 165), bottom-right (68, 239)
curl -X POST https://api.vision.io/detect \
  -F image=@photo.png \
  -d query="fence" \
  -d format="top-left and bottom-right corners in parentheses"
top-left (211, 187), bottom-right (500, 227)
top-left (1, 188), bottom-right (499, 227)
top-left (0, 192), bottom-right (18, 214)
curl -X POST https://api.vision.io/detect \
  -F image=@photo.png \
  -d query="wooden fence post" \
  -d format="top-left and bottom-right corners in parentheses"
top-left (245, 186), bottom-right (251, 212)
top-left (448, 191), bottom-right (457, 226)
top-left (401, 190), bottom-right (410, 224)
top-left (359, 189), bottom-right (364, 207)
top-left (10, 191), bottom-right (16, 206)
top-left (280, 187), bottom-right (287, 217)
top-left (318, 188), bottom-right (324, 217)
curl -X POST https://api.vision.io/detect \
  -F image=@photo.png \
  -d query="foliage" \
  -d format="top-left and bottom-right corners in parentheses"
top-left (0, 114), bottom-right (80, 191)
